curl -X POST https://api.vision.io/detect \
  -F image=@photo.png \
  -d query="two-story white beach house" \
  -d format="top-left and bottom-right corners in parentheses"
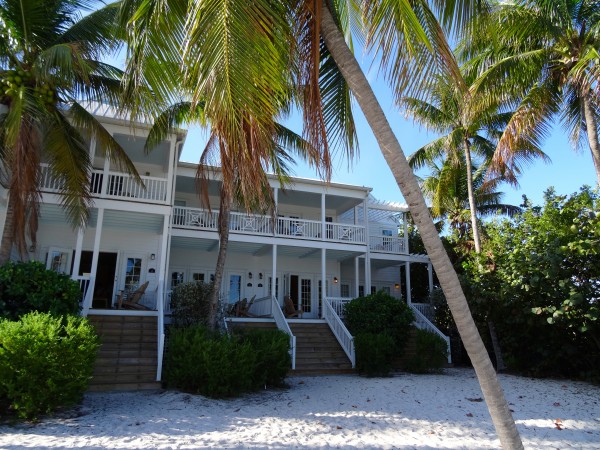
top-left (0, 105), bottom-right (449, 389)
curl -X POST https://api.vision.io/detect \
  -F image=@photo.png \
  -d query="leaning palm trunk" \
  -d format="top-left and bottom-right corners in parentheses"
top-left (463, 140), bottom-right (482, 253)
top-left (320, 5), bottom-right (523, 449)
top-left (207, 189), bottom-right (232, 331)
top-left (581, 91), bottom-right (600, 183)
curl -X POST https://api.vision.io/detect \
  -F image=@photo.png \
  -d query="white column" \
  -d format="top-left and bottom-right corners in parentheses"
top-left (405, 261), bottom-right (412, 304)
top-left (83, 208), bottom-right (104, 314)
top-left (427, 262), bottom-right (434, 296)
top-left (100, 152), bottom-right (110, 198)
top-left (273, 187), bottom-right (279, 236)
top-left (321, 193), bottom-right (326, 241)
top-left (71, 227), bottom-right (84, 278)
top-left (363, 198), bottom-right (371, 291)
top-left (321, 248), bottom-right (326, 318)
top-left (354, 256), bottom-right (359, 297)
top-left (165, 139), bottom-right (176, 204)
top-left (88, 133), bottom-right (97, 160)
top-left (271, 244), bottom-right (278, 299)
top-left (157, 215), bottom-right (170, 312)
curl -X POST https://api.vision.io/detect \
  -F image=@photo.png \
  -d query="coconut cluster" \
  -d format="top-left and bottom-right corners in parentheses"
top-left (1, 69), bottom-right (55, 104)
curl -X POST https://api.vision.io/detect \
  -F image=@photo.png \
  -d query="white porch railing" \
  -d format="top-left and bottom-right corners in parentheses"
top-left (409, 303), bottom-right (451, 363)
top-left (327, 296), bottom-right (353, 318)
top-left (369, 235), bottom-right (406, 253)
top-left (172, 206), bottom-right (219, 229)
top-left (323, 298), bottom-right (355, 367)
top-left (72, 275), bottom-right (91, 303)
top-left (276, 216), bottom-right (321, 239)
top-left (328, 223), bottom-right (366, 244)
top-left (412, 302), bottom-right (435, 321)
top-left (39, 164), bottom-right (168, 204)
top-left (271, 296), bottom-right (296, 370)
top-left (231, 212), bottom-right (272, 235)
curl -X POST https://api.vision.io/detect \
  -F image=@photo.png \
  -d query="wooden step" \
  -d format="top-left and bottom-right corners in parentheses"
top-left (88, 382), bottom-right (161, 392)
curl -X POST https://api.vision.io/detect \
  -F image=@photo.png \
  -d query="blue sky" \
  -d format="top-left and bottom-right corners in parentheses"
top-left (179, 71), bottom-right (597, 210)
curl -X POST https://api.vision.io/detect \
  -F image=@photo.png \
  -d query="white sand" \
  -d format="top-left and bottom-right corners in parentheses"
top-left (1, 368), bottom-right (599, 449)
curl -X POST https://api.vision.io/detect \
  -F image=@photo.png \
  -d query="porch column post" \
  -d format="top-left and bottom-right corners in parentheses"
top-left (271, 244), bottom-right (277, 300)
top-left (71, 227), bottom-right (84, 278)
top-left (363, 198), bottom-right (371, 292)
top-left (157, 215), bottom-right (170, 314)
top-left (100, 146), bottom-right (111, 198)
top-left (165, 139), bottom-right (176, 204)
top-left (83, 207), bottom-right (104, 314)
top-left (321, 193), bottom-right (326, 241)
top-left (354, 256), bottom-right (359, 297)
top-left (88, 133), bottom-right (96, 160)
top-left (321, 247), bottom-right (326, 318)
top-left (403, 212), bottom-right (409, 253)
top-left (273, 187), bottom-right (278, 236)
top-left (427, 262), bottom-right (433, 297)
top-left (405, 261), bottom-right (412, 304)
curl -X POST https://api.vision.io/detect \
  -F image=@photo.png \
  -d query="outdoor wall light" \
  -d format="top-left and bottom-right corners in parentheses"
top-left (150, 253), bottom-right (156, 260)
top-left (259, 272), bottom-right (263, 279)
top-left (248, 272), bottom-right (253, 279)
top-left (333, 277), bottom-right (339, 284)
top-left (394, 283), bottom-right (400, 289)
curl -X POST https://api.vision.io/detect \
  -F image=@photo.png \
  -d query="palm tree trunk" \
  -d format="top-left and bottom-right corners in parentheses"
top-left (320, 5), bottom-right (523, 449)
top-left (581, 91), bottom-right (600, 184)
top-left (463, 140), bottom-right (482, 253)
top-left (207, 188), bottom-right (232, 331)
top-left (0, 193), bottom-right (15, 265)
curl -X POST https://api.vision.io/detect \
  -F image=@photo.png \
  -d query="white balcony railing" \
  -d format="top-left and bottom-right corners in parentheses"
top-left (369, 235), bottom-right (406, 253)
top-left (39, 164), bottom-right (168, 204)
top-left (328, 223), bottom-right (366, 244)
top-left (172, 206), bottom-right (219, 229)
top-left (231, 212), bottom-right (272, 235)
top-left (276, 216), bottom-right (322, 239)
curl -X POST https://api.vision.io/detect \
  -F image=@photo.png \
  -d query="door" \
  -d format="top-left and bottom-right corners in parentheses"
top-left (300, 277), bottom-right (314, 318)
top-left (78, 251), bottom-right (118, 309)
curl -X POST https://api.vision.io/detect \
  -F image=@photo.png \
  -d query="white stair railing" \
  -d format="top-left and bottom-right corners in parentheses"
top-left (409, 303), bottom-right (452, 363)
top-left (323, 298), bottom-right (355, 368)
top-left (271, 296), bottom-right (296, 369)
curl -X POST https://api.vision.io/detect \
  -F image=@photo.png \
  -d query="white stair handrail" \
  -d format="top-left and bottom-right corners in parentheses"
top-left (323, 298), bottom-right (355, 368)
top-left (271, 296), bottom-right (296, 370)
top-left (409, 303), bottom-right (452, 364)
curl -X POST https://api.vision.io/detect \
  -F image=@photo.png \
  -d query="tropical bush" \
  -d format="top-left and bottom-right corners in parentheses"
top-left (0, 261), bottom-right (82, 320)
top-left (0, 312), bottom-right (99, 420)
top-left (164, 326), bottom-right (290, 397)
top-left (344, 291), bottom-right (415, 376)
top-left (170, 281), bottom-right (212, 328)
top-left (404, 329), bottom-right (448, 374)
top-left (461, 187), bottom-right (600, 380)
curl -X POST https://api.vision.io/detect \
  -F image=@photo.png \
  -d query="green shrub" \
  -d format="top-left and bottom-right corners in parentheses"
top-left (0, 312), bottom-right (99, 419)
top-left (170, 282), bottom-right (212, 328)
top-left (344, 291), bottom-right (415, 346)
top-left (405, 329), bottom-right (449, 374)
top-left (238, 329), bottom-right (291, 387)
top-left (164, 326), bottom-right (256, 397)
top-left (0, 261), bottom-right (82, 320)
top-left (354, 332), bottom-right (395, 377)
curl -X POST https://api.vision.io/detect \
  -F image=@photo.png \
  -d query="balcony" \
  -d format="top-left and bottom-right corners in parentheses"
top-left (172, 206), bottom-right (367, 245)
top-left (40, 164), bottom-right (169, 204)
top-left (368, 235), bottom-right (406, 253)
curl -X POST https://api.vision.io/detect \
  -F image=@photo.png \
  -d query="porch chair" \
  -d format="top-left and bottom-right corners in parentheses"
top-left (239, 295), bottom-right (257, 317)
top-left (284, 295), bottom-right (303, 318)
top-left (118, 281), bottom-right (150, 310)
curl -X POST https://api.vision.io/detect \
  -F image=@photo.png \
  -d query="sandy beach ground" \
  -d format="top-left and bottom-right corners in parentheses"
top-left (1, 368), bottom-right (598, 449)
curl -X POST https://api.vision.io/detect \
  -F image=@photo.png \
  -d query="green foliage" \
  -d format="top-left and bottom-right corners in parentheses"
top-left (405, 329), bottom-right (448, 374)
top-left (0, 312), bottom-right (99, 420)
top-left (164, 326), bottom-right (290, 397)
top-left (344, 291), bottom-right (415, 376)
top-left (238, 329), bottom-right (291, 388)
top-left (170, 282), bottom-right (212, 328)
top-left (0, 261), bottom-right (82, 320)
top-left (354, 332), bottom-right (395, 377)
top-left (462, 187), bottom-right (600, 380)
top-left (344, 291), bottom-right (415, 346)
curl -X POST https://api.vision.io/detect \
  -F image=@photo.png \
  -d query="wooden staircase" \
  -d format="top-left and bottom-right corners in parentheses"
top-left (230, 320), bottom-right (354, 374)
top-left (87, 315), bottom-right (161, 391)
top-left (289, 322), bottom-right (353, 374)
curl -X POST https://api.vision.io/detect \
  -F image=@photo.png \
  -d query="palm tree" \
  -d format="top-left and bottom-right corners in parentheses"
top-left (319, 2), bottom-right (524, 448)
top-left (465, 0), bottom-right (600, 183)
top-left (0, 0), bottom-right (140, 263)
top-left (419, 158), bottom-right (521, 241)
top-left (403, 69), bottom-right (547, 252)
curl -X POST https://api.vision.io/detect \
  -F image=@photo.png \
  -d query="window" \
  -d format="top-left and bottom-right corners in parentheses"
top-left (301, 278), bottom-right (311, 313)
top-left (191, 272), bottom-right (205, 283)
top-left (170, 269), bottom-right (185, 289)
top-left (47, 248), bottom-right (71, 274)
top-left (382, 286), bottom-right (391, 294)
top-left (341, 284), bottom-right (350, 298)
top-left (125, 257), bottom-right (143, 290)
